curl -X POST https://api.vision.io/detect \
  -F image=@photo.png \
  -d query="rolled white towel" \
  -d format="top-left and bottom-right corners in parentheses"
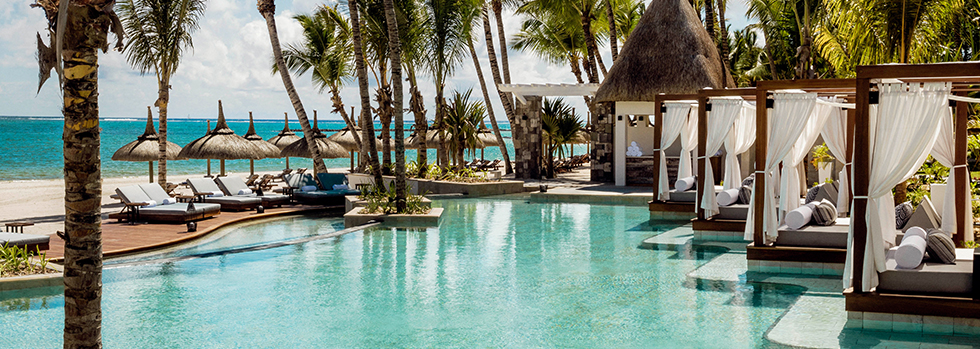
top-left (141, 200), bottom-right (157, 208)
top-left (675, 176), bottom-right (696, 192)
top-left (784, 205), bottom-right (814, 230)
top-left (160, 198), bottom-right (176, 205)
top-left (895, 234), bottom-right (928, 269)
top-left (237, 188), bottom-right (253, 195)
top-left (332, 184), bottom-right (349, 190)
top-left (902, 226), bottom-right (927, 244)
top-left (716, 188), bottom-right (740, 206)
top-left (300, 185), bottom-right (318, 192)
top-left (209, 191), bottom-right (224, 197)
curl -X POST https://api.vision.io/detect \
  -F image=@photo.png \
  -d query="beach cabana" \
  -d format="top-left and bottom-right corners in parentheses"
top-left (691, 88), bottom-right (758, 239)
top-left (743, 79), bottom-right (857, 274)
top-left (280, 114), bottom-right (349, 172)
top-left (111, 107), bottom-right (184, 183)
top-left (844, 62), bottom-right (980, 326)
top-left (243, 112), bottom-right (283, 176)
top-left (649, 93), bottom-right (699, 219)
top-left (177, 100), bottom-right (264, 177)
top-left (592, 0), bottom-right (731, 186)
top-left (266, 112), bottom-right (302, 170)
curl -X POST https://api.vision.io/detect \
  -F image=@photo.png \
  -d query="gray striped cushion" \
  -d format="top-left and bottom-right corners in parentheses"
top-left (805, 185), bottom-right (820, 203)
top-left (741, 174), bottom-right (755, 188)
top-left (738, 185), bottom-right (752, 204)
top-left (925, 229), bottom-right (956, 264)
top-left (812, 199), bottom-right (837, 226)
top-left (895, 201), bottom-right (913, 229)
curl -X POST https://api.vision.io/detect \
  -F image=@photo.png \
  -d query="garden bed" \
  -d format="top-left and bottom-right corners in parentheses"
top-left (348, 173), bottom-right (524, 197)
top-left (344, 207), bottom-right (444, 228)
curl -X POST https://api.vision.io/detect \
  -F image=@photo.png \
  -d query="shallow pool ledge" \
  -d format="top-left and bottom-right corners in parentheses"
top-left (344, 207), bottom-right (444, 228)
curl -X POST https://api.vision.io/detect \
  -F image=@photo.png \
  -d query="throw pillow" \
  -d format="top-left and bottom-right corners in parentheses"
top-left (925, 229), bottom-right (956, 264)
top-left (811, 199), bottom-right (838, 226)
top-left (895, 201), bottom-right (913, 229)
top-left (738, 185), bottom-right (752, 204)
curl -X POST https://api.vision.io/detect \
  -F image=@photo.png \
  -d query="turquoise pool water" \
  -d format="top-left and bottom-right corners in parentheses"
top-left (0, 199), bottom-right (803, 348)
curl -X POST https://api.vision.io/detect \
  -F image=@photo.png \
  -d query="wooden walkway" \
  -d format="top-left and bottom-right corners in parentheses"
top-left (46, 204), bottom-right (341, 263)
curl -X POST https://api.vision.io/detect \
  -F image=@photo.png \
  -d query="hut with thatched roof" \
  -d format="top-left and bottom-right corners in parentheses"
top-left (112, 107), bottom-right (185, 182)
top-left (591, 0), bottom-right (732, 185)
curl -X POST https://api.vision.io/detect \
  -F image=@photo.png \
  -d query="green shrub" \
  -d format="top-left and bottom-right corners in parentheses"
top-left (0, 244), bottom-right (50, 277)
top-left (358, 184), bottom-right (430, 215)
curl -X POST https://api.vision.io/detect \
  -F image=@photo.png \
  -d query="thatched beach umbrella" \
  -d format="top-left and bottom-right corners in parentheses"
top-left (407, 129), bottom-right (439, 149)
top-left (476, 126), bottom-right (498, 160)
top-left (178, 100), bottom-right (264, 176)
top-left (594, 0), bottom-right (732, 102)
top-left (267, 112), bottom-right (302, 169)
top-left (244, 112), bottom-right (283, 175)
top-left (327, 126), bottom-right (375, 172)
top-left (280, 112), bottom-right (348, 172)
top-left (111, 106), bottom-right (184, 182)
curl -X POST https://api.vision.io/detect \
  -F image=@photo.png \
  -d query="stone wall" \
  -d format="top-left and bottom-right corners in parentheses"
top-left (591, 102), bottom-right (614, 182)
top-left (626, 156), bottom-right (680, 186)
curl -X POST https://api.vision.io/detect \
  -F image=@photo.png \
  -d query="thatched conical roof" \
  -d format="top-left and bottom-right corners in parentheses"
top-left (407, 129), bottom-right (440, 149)
top-left (477, 126), bottom-right (500, 147)
top-left (178, 100), bottom-right (264, 160)
top-left (244, 112), bottom-right (283, 159)
top-left (279, 112), bottom-right (349, 158)
top-left (112, 106), bottom-right (184, 161)
top-left (267, 112), bottom-right (302, 150)
top-left (594, 0), bottom-right (732, 102)
top-left (327, 126), bottom-right (383, 151)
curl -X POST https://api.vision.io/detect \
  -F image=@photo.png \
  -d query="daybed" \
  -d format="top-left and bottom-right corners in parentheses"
top-left (215, 176), bottom-right (290, 208)
top-left (111, 184), bottom-right (221, 223)
top-left (187, 178), bottom-right (262, 211)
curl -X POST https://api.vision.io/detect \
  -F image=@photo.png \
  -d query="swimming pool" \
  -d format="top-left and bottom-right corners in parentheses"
top-left (1, 198), bottom-right (804, 348)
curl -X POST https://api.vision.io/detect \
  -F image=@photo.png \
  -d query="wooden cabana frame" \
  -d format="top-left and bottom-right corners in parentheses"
top-left (746, 79), bottom-right (856, 264)
top-left (650, 93), bottom-right (699, 215)
top-left (846, 62), bottom-right (980, 318)
top-left (693, 88), bottom-right (758, 233)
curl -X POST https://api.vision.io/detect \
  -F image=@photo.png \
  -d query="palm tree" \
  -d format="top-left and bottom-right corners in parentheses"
top-left (516, 0), bottom-right (608, 81)
top-left (117, 0), bottom-right (205, 188)
top-left (382, 0), bottom-right (407, 211)
top-left (347, 0), bottom-right (385, 188)
top-left (605, 0), bottom-right (619, 61)
top-left (512, 14), bottom-right (589, 87)
top-left (481, 4), bottom-right (516, 174)
top-left (423, 0), bottom-right (478, 168)
top-left (258, 0), bottom-right (328, 174)
top-left (279, 5), bottom-right (363, 160)
top-left (357, 0), bottom-right (395, 172)
top-left (541, 98), bottom-right (583, 178)
top-left (467, 27), bottom-right (511, 178)
top-left (395, 0), bottom-right (431, 175)
top-left (443, 89), bottom-right (486, 168)
top-left (33, 0), bottom-right (121, 346)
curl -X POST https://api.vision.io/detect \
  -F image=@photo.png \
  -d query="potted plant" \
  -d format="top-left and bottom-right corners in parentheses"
top-left (811, 143), bottom-right (835, 183)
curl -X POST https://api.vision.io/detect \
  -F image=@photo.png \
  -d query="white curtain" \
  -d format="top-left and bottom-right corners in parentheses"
top-left (779, 98), bottom-right (836, 216)
top-left (678, 105), bottom-right (699, 179)
top-left (658, 102), bottom-right (693, 200)
top-left (743, 92), bottom-right (818, 241)
top-left (843, 82), bottom-right (951, 292)
top-left (723, 102), bottom-right (757, 191)
top-left (700, 98), bottom-right (744, 216)
top-left (820, 100), bottom-right (850, 214)
top-left (929, 107), bottom-right (967, 235)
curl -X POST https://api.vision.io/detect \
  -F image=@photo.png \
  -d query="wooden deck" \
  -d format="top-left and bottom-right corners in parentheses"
top-left (46, 204), bottom-right (341, 263)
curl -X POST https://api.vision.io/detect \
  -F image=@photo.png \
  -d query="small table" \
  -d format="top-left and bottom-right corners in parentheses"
top-left (124, 202), bottom-right (149, 224)
top-left (4, 222), bottom-right (33, 233)
top-left (176, 195), bottom-right (197, 203)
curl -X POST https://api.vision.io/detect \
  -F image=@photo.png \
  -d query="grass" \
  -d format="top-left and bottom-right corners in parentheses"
top-left (0, 244), bottom-right (53, 277)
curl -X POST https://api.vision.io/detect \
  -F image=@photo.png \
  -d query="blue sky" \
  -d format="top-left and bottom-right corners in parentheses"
top-left (0, 0), bottom-right (752, 121)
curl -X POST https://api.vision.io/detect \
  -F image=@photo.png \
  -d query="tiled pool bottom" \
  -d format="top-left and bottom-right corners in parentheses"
top-left (0, 198), bottom-right (977, 348)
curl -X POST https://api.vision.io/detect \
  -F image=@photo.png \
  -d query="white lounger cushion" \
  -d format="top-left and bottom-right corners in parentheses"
top-left (716, 188), bottom-right (740, 207)
top-left (674, 176), bottom-right (696, 192)
top-left (894, 234), bottom-right (928, 269)
top-left (116, 185), bottom-right (152, 204)
top-left (138, 183), bottom-right (175, 204)
top-left (784, 205), bottom-right (814, 230)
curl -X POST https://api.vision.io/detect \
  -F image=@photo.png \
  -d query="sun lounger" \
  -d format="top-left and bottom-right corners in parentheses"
top-left (0, 233), bottom-right (49, 251)
top-left (290, 173), bottom-right (360, 205)
top-left (215, 176), bottom-right (290, 208)
top-left (110, 184), bottom-right (220, 223)
top-left (187, 178), bottom-right (262, 211)
top-left (877, 247), bottom-right (977, 296)
top-left (244, 174), bottom-right (260, 186)
top-left (273, 169), bottom-right (293, 182)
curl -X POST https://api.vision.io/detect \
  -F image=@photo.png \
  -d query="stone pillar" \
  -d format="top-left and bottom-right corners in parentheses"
top-left (515, 96), bottom-right (542, 179)
top-left (591, 102), bottom-right (615, 182)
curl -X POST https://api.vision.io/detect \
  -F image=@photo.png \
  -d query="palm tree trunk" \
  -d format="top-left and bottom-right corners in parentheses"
top-left (716, 0), bottom-right (732, 86)
top-left (482, 7), bottom-right (516, 174)
top-left (347, 0), bottom-right (384, 189)
top-left (259, 0), bottom-right (327, 174)
top-left (156, 74), bottom-right (170, 188)
top-left (491, 0), bottom-right (511, 84)
top-left (383, 0), bottom-right (406, 211)
top-left (469, 39), bottom-right (511, 176)
top-left (605, 0), bottom-right (619, 62)
top-left (408, 76), bottom-right (428, 176)
top-left (580, 8), bottom-right (604, 81)
top-left (56, 4), bottom-right (108, 347)
top-left (378, 87), bottom-right (393, 173)
top-left (704, 0), bottom-right (717, 44)
top-left (763, 31), bottom-right (778, 79)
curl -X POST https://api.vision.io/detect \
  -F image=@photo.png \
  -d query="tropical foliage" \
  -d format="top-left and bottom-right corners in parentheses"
top-left (541, 98), bottom-right (584, 177)
top-left (441, 88), bottom-right (488, 168)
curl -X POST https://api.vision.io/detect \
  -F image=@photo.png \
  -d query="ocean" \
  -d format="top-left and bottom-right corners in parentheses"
top-left (0, 116), bottom-right (587, 181)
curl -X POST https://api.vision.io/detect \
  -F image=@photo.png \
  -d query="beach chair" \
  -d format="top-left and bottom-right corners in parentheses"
top-left (295, 168), bottom-right (308, 175)
top-left (244, 174), bottom-right (260, 186)
top-left (273, 169), bottom-right (293, 182)
top-left (187, 178), bottom-right (262, 211)
top-left (290, 173), bottom-right (360, 205)
top-left (110, 184), bottom-right (220, 223)
top-left (215, 176), bottom-right (290, 208)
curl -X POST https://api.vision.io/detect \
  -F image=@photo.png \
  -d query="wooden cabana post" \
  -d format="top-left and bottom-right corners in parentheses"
top-left (694, 88), bottom-right (757, 223)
